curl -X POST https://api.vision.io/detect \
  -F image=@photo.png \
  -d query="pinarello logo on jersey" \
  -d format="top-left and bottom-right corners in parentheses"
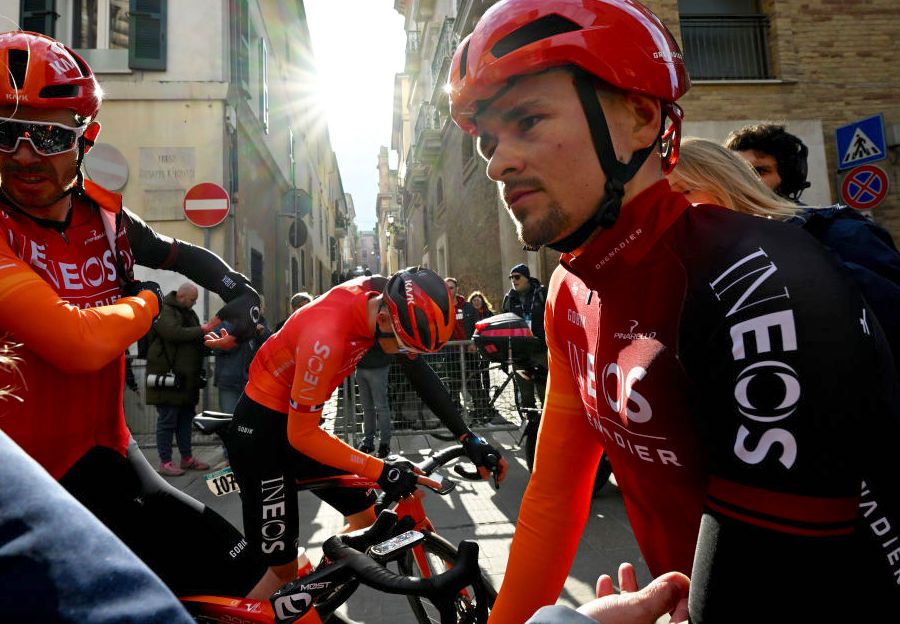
top-left (613, 319), bottom-right (657, 341)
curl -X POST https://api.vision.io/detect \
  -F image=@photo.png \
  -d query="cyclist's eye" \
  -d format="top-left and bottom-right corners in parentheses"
top-left (518, 115), bottom-right (541, 132)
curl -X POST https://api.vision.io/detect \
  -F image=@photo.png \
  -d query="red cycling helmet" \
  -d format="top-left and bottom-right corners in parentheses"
top-left (450, 0), bottom-right (688, 137)
top-left (0, 31), bottom-right (102, 122)
top-left (449, 0), bottom-right (690, 251)
top-left (383, 267), bottom-right (454, 353)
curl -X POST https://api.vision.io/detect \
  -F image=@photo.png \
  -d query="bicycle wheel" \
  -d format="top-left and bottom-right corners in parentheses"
top-left (396, 531), bottom-right (497, 623)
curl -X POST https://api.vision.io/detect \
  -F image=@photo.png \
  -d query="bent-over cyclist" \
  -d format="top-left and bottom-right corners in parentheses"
top-left (206, 267), bottom-right (509, 599)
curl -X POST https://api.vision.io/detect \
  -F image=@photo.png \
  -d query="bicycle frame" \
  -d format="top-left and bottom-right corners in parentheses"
top-left (181, 462), bottom-right (450, 622)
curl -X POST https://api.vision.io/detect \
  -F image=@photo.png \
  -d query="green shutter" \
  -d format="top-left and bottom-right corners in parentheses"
top-left (20, 0), bottom-right (57, 36)
top-left (129, 0), bottom-right (167, 70)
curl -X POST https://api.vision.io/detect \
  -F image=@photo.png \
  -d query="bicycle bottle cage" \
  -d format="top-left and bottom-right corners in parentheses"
top-left (472, 312), bottom-right (542, 364)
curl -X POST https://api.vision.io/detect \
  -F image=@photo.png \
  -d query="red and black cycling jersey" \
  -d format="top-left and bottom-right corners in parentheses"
top-left (0, 180), bottom-right (251, 479)
top-left (492, 180), bottom-right (900, 623)
top-left (245, 275), bottom-right (470, 479)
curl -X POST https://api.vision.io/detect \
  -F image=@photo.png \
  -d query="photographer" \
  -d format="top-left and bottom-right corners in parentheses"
top-left (146, 282), bottom-right (214, 476)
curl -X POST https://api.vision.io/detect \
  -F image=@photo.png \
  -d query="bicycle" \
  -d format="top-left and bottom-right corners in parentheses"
top-left (191, 412), bottom-right (498, 623)
top-left (182, 508), bottom-right (490, 624)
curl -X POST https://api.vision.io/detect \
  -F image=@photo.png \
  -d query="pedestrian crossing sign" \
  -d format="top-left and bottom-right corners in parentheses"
top-left (835, 114), bottom-right (886, 170)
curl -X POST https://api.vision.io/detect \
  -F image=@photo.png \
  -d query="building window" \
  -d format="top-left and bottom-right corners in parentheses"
top-left (258, 37), bottom-right (269, 133)
top-left (22, 0), bottom-right (167, 70)
top-left (250, 248), bottom-right (264, 295)
top-left (678, 0), bottom-right (771, 80)
top-left (461, 135), bottom-right (474, 165)
top-left (300, 249), bottom-right (306, 286)
top-left (230, 0), bottom-right (250, 93)
top-left (291, 257), bottom-right (299, 293)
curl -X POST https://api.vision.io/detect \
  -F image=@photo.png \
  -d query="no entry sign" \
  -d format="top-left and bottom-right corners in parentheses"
top-left (840, 164), bottom-right (889, 210)
top-left (183, 183), bottom-right (230, 227)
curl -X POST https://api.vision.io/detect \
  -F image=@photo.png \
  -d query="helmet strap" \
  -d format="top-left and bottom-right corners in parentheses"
top-left (548, 73), bottom-right (656, 253)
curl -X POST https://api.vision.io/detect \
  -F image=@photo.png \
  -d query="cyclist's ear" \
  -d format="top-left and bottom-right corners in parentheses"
top-left (83, 121), bottom-right (101, 154)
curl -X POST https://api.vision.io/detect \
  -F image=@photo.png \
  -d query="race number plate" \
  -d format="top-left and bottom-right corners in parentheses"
top-left (205, 466), bottom-right (241, 496)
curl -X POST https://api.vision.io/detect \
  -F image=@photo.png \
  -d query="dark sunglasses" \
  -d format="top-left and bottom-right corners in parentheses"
top-left (0, 117), bottom-right (86, 156)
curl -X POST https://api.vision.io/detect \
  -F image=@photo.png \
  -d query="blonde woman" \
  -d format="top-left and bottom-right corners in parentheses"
top-left (669, 137), bottom-right (900, 377)
top-left (667, 137), bottom-right (799, 219)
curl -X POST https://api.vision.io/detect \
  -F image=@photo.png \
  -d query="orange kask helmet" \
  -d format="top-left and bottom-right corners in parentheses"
top-left (449, 0), bottom-right (690, 250)
top-left (0, 31), bottom-right (102, 122)
top-left (383, 267), bottom-right (454, 353)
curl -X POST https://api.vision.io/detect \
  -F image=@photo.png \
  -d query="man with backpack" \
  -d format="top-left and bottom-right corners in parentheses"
top-left (501, 263), bottom-right (548, 409)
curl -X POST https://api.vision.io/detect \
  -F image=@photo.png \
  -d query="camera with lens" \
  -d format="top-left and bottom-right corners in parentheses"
top-left (146, 372), bottom-right (181, 389)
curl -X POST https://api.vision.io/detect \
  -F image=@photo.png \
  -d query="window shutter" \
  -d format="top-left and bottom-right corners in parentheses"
top-left (129, 0), bottom-right (167, 70)
top-left (20, 0), bottom-right (57, 36)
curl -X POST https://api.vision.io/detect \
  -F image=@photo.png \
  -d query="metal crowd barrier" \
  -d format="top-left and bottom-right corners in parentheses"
top-left (125, 340), bottom-right (524, 449)
top-left (338, 340), bottom-right (524, 447)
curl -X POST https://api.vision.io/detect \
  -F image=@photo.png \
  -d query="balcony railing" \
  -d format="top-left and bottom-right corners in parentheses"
top-left (431, 17), bottom-right (456, 82)
top-left (680, 14), bottom-right (772, 80)
top-left (414, 101), bottom-right (441, 143)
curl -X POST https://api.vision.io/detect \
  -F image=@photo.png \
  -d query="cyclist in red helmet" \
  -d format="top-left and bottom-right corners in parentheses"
top-left (0, 31), bottom-right (270, 597)
top-left (450, 1), bottom-right (900, 622)
top-left (212, 267), bottom-right (508, 599)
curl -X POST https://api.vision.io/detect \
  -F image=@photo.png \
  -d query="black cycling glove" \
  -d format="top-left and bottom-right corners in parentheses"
top-left (461, 432), bottom-right (502, 471)
top-left (377, 459), bottom-right (419, 501)
top-left (122, 280), bottom-right (163, 316)
top-left (215, 289), bottom-right (261, 341)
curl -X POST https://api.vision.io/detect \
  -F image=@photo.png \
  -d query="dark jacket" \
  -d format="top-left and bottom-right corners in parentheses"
top-left (213, 317), bottom-right (270, 389)
top-left (788, 205), bottom-right (900, 375)
top-left (145, 291), bottom-right (205, 407)
top-left (502, 277), bottom-right (548, 341)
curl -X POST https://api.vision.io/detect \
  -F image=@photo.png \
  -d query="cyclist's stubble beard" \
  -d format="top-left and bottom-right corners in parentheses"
top-left (508, 196), bottom-right (572, 249)
top-left (0, 156), bottom-right (78, 216)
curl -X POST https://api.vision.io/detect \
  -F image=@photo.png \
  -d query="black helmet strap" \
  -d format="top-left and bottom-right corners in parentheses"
top-left (547, 72), bottom-right (657, 253)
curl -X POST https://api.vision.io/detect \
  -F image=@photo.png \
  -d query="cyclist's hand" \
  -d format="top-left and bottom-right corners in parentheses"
top-left (215, 289), bottom-right (261, 341)
top-left (574, 563), bottom-right (690, 624)
top-left (122, 280), bottom-right (163, 316)
top-left (461, 433), bottom-right (508, 486)
top-left (377, 459), bottom-right (421, 501)
top-left (204, 327), bottom-right (237, 351)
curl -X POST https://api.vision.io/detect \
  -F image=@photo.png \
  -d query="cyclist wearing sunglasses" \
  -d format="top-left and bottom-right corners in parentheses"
top-left (205, 267), bottom-right (509, 599)
top-left (0, 31), bottom-right (271, 598)
top-left (449, 0), bottom-right (900, 622)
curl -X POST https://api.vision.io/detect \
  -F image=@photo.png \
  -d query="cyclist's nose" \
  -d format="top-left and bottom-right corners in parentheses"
top-left (10, 137), bottom-right (43, 162)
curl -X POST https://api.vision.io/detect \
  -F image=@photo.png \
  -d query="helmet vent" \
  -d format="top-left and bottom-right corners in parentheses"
top-left (8, 49), bottom-right (28, 90)
top-left (39, 85), bottom-right (80, 99)
top-left (491, 14), bottom-right (580, 59)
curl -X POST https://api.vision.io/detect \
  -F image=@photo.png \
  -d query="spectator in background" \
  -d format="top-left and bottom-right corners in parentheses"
top-left (275, 291), bottom-right (314, 332)
top-left (466, 290), bottom-right (499, 423)
top-left (501, 263), bottom-right (548, 409)
top-left (724, 123), bottom-right (811, 202)
top-left (213, 318), bottom-right (271, 415)
top-left (145, 282), bottom-right (210, 476)
top-left (355, 343), bottom-right (394, 459)
top-left (443, 277), bottom-right (473, 415)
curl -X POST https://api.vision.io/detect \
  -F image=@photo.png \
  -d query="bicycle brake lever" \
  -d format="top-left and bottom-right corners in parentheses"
top-left (453, 464), bottom-right (482, 481)
top-left (417, 473), bottom-right (455, 495)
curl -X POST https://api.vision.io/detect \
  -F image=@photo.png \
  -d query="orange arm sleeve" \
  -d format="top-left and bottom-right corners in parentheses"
top-left (0, 246), bottom-right (158, 373)
top-left (488, 302), bottom-right (604, 624)
top-left (286, 409), bottom-right (383, 480)
top-left (284, 327), bottom-right (383, 480)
